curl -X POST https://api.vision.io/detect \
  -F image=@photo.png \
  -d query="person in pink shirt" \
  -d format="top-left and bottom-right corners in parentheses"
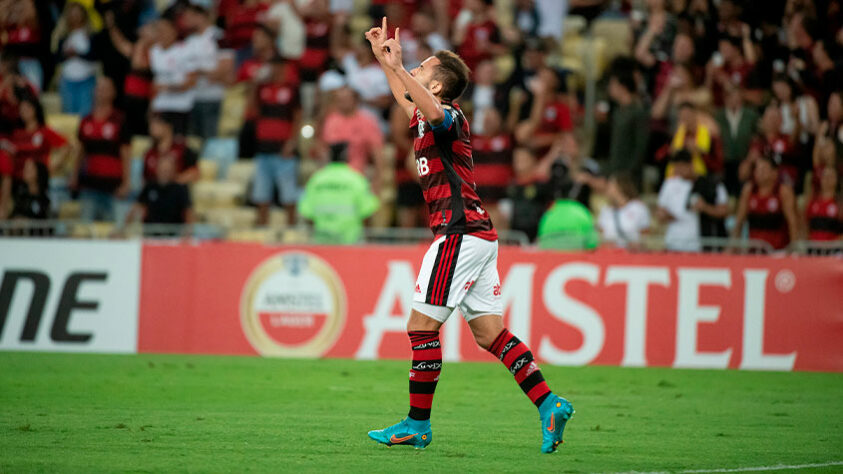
top-left (319, 86), bottom-right (386, 189)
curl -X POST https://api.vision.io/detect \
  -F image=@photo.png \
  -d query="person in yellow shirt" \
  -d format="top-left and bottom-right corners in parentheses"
top-left (668, 102), bottom-right (723, 178)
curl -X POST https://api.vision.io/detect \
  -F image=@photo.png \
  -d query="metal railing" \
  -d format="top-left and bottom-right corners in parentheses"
top-left (0, 219), bottom-right (839, 256)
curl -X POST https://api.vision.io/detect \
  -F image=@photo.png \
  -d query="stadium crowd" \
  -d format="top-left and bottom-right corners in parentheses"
top-left (0, 0), bottom-right (841, 251)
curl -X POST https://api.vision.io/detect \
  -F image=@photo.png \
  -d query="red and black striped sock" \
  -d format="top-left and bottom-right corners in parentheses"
top-left (487, 328), bottom-right (552, 408)
top-left (407, 330), bottom-right (442, 421)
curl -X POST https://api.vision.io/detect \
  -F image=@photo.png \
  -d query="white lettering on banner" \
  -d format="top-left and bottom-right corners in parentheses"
top-left (605, 266), bottom-right (671, 367)
top-left (539, 263), bottom-right (605, 365)
top-left (739, 270), bottom-right (796, 370)
top-left (674, 269), bottom-right (732, 369)
top-left (0, 239), bottom-right (140, 353)
top-left (356, 261), bottom-right (415, 359)
top-left (500, 264), bottom-right (535, 346)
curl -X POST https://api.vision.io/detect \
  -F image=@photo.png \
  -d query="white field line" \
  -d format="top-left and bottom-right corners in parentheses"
top-left (681, 461), bottom-right (843, 473)
top-left (611, 460), bottom-right (843, 474)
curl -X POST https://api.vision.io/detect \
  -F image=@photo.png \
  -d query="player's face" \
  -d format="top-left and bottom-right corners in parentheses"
top-left (408, 56), bottom-right (442, 98)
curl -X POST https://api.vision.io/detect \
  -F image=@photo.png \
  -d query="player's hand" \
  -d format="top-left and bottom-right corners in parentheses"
top-left (364, 17), bottom-right (388, 60)
top-left (381, 27), bottom-right (403, 71)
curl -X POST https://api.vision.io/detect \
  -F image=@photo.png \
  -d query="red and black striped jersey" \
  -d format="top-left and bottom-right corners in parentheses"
top-left (410, 102), bottom-right (497, 241)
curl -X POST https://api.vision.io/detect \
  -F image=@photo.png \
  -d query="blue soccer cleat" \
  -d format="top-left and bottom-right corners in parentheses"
top-left (368, 418), bottom-right (433, 449)
top-left (539, 394), bottom-right (574, 453)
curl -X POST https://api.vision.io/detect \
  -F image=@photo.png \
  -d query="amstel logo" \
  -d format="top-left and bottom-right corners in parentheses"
top-left (240, 251), bottom-right (347, 357)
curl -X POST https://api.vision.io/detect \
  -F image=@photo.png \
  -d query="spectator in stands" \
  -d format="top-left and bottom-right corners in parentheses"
top-left (0, 148), bottom-right (10, 217)
top-left (252, 55), bottom-right (301, 226)
top-left (298, 0), bottom-right (333, 84)
top-left (453, 0), bottom-right (505, 72)
top-left (503, 37), bottom-right (548, 127)
top-left (389, 103), bottom-right (424, 228)
top-left (804, 166), bottom-right (842, 241)
top-left (505, 147), bottom-right (550, 241)
top-left (9, 158), bottom-right (48, 219)
top-left (127, 154), bottom-right (193, 227)
top-left (715, 86), bottom-right (759, 195)
top-left (743, 102), bottom-right (799, 188)
top-left (651, 62), bottom-right (712, 123)
top-left (515, 67), bottom-right (574, 158)
top-left (150, 15), bottom-right (197, 136)
top-left (773, 74), bottom-right (819, 152)
top-left (819, 91), bottom-right (843, 163)
top-left (221, 0), bottom-right (269, 65)
top-left (73, 77), bottom-right (131, 222)
top-left (92, 0), bottom-right (146, 100)
top-left (465, 60), bottom-right (506, 136)
top-left (633, 0), bottom-right (677, 80)
top-left (657, 150), bottom-right (728, 252)
top-left (472, 108), bottom-right (513, 225)
top-left (705, 32), bottom-right (757, 107)
top-left (0, 0), bottom-right (43, 91)
top-left (106, 14), bottom-right (155, 137)
top-left (298, 143), bottom-right (379, 244)
top-left (237, 25), bottom-right (280, 85)
top-left (650, 32), bottom-right (699, 99)
top-left (143, 113), bottom-right (198, 185)
top-left (667, 102), bottom-right (722, 177)
top-left (9, 96), bottom-right (70, 180)
top-left (184, 4), bottom-right (232, 140)
top-left (318, 86), bottom-right (385, 188)
top-left (606, 70), bottom-right (649, 184)
top-left (56, 3), bottom-right (96, 116)
top-left (733, 156), bottom-right (799, 251)
top-left (330, 40), bottom-right (391, 122)
top-left (407, 10), bottom-right (451, 62)
top-left (0, 53), bottom-right (32, 136)
top-left (550, 132), bottom-right (601, 210)
top-left (597, 172), bottom-right (651, 248)
top-left (509, 0), bottom-right (540, 41)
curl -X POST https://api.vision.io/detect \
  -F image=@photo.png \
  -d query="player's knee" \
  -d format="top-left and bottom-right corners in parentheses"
top-left (473, 332), bottom-right (496, 351)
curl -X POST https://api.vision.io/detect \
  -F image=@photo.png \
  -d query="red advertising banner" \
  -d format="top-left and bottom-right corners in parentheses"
top-left (139, 243), bottom-right (843, 371)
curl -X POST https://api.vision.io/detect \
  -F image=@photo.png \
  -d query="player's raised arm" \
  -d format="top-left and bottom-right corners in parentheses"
top-left (380, 27), bottom-right (445, 125)
top-left (365, 18), bottom-right (414, 118)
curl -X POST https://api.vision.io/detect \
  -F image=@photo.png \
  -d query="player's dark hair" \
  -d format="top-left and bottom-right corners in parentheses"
top-left (433, 50), bottom-right (471, 101)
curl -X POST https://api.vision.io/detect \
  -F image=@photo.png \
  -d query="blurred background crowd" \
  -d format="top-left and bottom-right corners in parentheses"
top-left (0, 0), bottom-right (841, 252)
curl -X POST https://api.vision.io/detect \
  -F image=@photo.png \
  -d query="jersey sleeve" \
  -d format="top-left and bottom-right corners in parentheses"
top-left (430, 106), bottom-right (460, 141)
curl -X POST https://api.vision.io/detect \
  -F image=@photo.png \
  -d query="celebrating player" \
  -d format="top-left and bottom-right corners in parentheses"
top-left (364, 18), bottom-right (574, 454)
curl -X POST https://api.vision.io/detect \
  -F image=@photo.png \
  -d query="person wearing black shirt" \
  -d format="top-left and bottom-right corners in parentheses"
top-left (10, 159), bottom-right (49, 220)
top-left (127, 155), bottom-right (193, 230)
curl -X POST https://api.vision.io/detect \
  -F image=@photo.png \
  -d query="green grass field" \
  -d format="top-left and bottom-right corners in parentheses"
top-left (1, 353), bottom-right (841, 473)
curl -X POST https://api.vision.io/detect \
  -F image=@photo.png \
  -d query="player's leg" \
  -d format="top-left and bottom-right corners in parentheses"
top-left (460, 240), bottom-right (574, 453)
top-left (368, 236), bottom-right (458, 449)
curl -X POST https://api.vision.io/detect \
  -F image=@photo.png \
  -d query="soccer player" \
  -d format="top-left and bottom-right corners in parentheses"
top-left (364, 18), bottom-right (574, 454)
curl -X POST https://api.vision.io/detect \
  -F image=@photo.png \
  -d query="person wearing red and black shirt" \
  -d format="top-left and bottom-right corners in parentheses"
top-left (143, 113), bottom-right (198, 185)
top-left (743, 103), bottom-right (799, 189)
top-left (0, 148), bottom-right (12, 218)
top-left (514, 67), bottom-right (574, 158)
top-left (221, 0), bottom-right (269, 63)
top-left (7, 97), bottom-right (70, 181)
top-left (805, 166), bottom-right (842, 242)
top-left (73, 78), bottom-right (131, 222)
top-left (251, 56), bottom-right (301, 225)
top-left (453, 0), bottom-right (504, 72)
top-left (471, 108), bottom-right (513, 207)
top-left (733, 156), bottom-right (799, 251)
top-left (298, 0), bottom-right (332, 83)
top-left (0, 53), bottom-right (38, 138)
top-left (365, 21), bottom-right (571, 451)
top-left (0, 0), bottom-right (43, 91)
top-left (106, 12), bottom-right (155, 137)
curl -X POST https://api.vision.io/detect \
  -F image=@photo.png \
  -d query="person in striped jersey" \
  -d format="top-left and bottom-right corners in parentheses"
top-left (364, 17), bottom-right (573, 454)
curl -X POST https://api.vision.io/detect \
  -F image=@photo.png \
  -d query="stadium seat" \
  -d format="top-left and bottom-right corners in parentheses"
top-left (41, 92), bottom-right (62, 115)
top-left (130, 136), bottom-right (153, 159)
top-left (46, 113), bottom-right (80, 142)
top-left (591, 18), bottom-right (633, 62)
top-left (563, 15), bottom-right (587, 38)
top-left (192, 181), bottom-right (245, 208)
top-left (58, 200), bottom-right (81, 220)
top-left (225, 161), bottom-right (256, 186)
top-left (269, 209), bottom-right (289, 228)
top-left (202, 206), bottom-right (257, 229)
top-left (198, 159), bottom-right (220, 182)
top-left (228, 228), bottom-right (272, 243)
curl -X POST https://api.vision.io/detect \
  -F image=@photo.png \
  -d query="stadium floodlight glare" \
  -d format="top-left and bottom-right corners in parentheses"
top-left (301, 124), bottom-right (314, 139)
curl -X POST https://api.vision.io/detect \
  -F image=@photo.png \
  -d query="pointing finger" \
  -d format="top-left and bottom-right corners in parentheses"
top-left (382, 17), bottom-right (387, 35)
top-left (395, 27), bottom-right (400, 42)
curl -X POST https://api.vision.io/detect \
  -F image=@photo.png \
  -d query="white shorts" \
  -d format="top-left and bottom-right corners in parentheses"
top-left (412, 234), bottom-right (503, 322)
